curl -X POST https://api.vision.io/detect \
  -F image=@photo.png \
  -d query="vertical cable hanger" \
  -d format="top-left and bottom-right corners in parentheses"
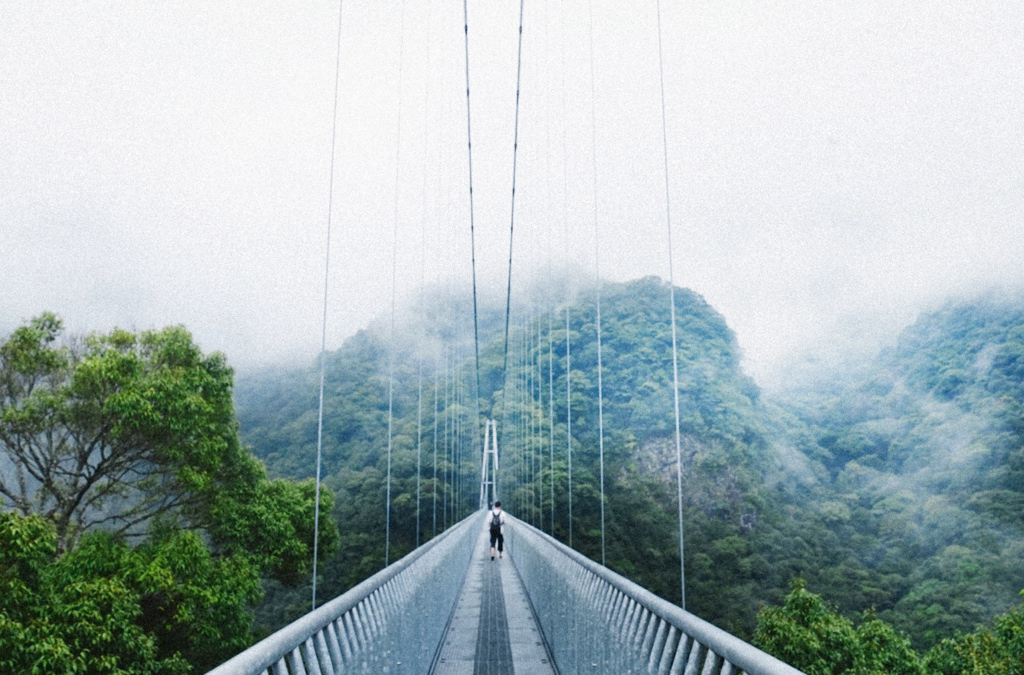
top-left (452, 362), bottom-right (459, 523)
top-left (433, 0), bottom-right (448, 538)
top-left (586, 0), bottom-right (607, 566)
top-left (526, 322), bottom-right (533, 519)
top-left (385, 0), bottom-right (408, 568)
top-left (311, 0), bottom-right (346, 611)
top-left (415, 0), bottom-right (436, 550)
top-left (542, 0), bottom-right (556, 537)
top-left (548, 307), bottom-right (555, 534)
top-left (559, 0), bottom-right (573, 550)
top-left (535, 313), bottom-right (543, 525)
top-left (452, 361), bottom-right (459, 522)
top-left (530, 317), bottom-right (538, 522)
top-left (443, 348), bottom-right (450, 530)
top-left (415, 336), bottom-right (424, 547)
top-left (460, 365), bottom-right (468, 518)
top-left (432, 358), bottom-right (440, 537)
top-left (524, 316), bottom-right (530, 522)
top-left (526, 319), bottom-right (533, 520)
top-left (524, 319), bottom-right (532, 520)
top-left (448, 364), bottom-right (456, 528)
top-left (455, 364), bottom-right (463, 522)
top-left (518, 321), bottom-right (525, 519)
top-left (538, 314), bottom-right (546, 524)
top-left (655, 0), bottom-right (687, 610)
top-left (436, 0), bottom-right (452, 532)
top-left (528, 319), bottom-right (535, 521)
top-left (565, 297), bottom-right (573, 548)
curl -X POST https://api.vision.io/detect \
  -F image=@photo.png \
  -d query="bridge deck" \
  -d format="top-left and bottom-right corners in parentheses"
top-left (432, 527), bottom-right (555, 675)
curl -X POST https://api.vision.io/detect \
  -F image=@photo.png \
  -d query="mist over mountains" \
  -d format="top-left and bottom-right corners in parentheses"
top-left (234, 277), bottom-right (1024, 649)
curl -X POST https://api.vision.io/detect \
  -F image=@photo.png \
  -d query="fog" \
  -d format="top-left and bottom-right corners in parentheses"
top-left (3, 0), bottom-right (1022, 388)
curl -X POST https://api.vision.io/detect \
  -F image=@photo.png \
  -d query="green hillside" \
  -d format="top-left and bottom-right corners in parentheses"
top-left (234, 281), bottom-right (1024, 659)
top-left (777, 293), bottom-right (1024, 648)
top-left (237, 277), bottom-right (803, 637)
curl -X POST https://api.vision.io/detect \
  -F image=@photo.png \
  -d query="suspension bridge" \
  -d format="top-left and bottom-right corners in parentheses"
top-left (210, 0), bottom-right (806, 671)
top-left (207, 508), bottom-right (802, 675)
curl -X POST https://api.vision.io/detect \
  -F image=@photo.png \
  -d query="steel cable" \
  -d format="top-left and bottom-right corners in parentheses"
top-left (414, 0), bottom-right (437, 551)
top-left (461, 0), bottom-right (484, 442)
top-left (586, 0), bottom-right (607, 566)
top-left (384, 0), bottom-right (408, 569)
top-left (560, 0), bottom-right (573, 551)
top-left (655, 0), bottom-right (687, 610)
top-left (311, 0), bottom-right (346, 611)
top-left (499, 0), bottom-right (528, 458)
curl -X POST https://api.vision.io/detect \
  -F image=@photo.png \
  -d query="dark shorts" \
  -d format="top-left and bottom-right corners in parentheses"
top-left (489, 529), bottom-right (504, 552)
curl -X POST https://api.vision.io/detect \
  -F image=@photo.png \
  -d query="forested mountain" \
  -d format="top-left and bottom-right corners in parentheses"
top-left (773, 293), bottom-right (1024, 648)
top-left (234, 279), bottom-right (1024, 664)
top-left (6, 285), bottom-right (1020, 673)
top-left (237, 277), bottom-right (806, 637)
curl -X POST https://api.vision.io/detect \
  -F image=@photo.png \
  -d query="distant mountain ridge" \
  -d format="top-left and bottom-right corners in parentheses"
top-left (234, 280), bottom-right (1024, 649)
top-left (777, 292), bottom-right (1024, 647)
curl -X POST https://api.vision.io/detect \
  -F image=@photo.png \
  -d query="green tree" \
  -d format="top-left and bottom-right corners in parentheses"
top-left (754, 580), bottom-right (923, 675)
top-left (755, 579), bottom-right (863, 674)
top-left (924, 592), bottom-right (1024, 675)
top-left (0, 508), bottom-right (189, 674)
top-left (0, 315), bottom-right (339, 672)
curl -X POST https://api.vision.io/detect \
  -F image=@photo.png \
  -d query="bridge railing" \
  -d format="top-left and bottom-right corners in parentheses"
top-left (206, 513), bottom-right (479, 675)
top-left (507, 516), bottom-right (805, 675)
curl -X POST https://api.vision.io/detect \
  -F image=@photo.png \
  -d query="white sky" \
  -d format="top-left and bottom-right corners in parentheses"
top-left (2, 0), bottom-right (1022, 388)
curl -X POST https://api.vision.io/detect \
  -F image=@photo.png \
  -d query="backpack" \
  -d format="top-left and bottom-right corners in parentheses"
top-left (489, 511), bottom-right (502, 536)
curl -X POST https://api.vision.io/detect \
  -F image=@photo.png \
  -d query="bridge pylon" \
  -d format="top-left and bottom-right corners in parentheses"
top-left (479, 419), bottom-right (499, 509)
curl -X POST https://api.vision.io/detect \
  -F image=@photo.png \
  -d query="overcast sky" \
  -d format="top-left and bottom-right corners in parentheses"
top-left (2, 0), bottom-right (1022, 388)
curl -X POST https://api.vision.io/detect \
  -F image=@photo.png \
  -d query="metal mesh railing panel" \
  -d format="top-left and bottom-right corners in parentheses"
top-left (206, 512), bottom-right (479, 675)
top-left (506, 517), bottom-right (806, 675)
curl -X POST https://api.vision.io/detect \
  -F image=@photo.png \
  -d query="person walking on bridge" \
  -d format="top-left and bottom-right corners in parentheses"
top-left (487, 501), bottom-right (507, 561)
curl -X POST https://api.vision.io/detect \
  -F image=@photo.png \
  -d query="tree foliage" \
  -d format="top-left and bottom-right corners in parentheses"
top-left (756, 580), bottom-right (1024, 675)
top-left (0, 316), bottom-right (338, 673)
top-left (755, 580), bottom-right (923, 675)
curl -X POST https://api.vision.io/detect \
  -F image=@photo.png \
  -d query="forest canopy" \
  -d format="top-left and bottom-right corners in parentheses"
top-left (0, 314), bottom-right (338, 673)
top-left (236, 279), bottom-right (1024, 672)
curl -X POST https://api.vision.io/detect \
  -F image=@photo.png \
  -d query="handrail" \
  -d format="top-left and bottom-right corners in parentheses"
top-left (205, 512), bottom-right (480, 675)
top-left (207, 510), bottom-right (804, 675)
top-left (506, 515), bottom-right (805, 675)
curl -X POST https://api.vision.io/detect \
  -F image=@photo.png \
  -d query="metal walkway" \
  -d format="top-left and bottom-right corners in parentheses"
top-left (206, 512), bottom-right (806, 675)
top-left (432, 527), bottom-right (554, 675)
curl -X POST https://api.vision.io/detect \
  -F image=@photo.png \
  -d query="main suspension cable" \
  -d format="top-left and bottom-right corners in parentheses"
top-left (499, 0), bottom-right (527, 454)
top-left (655, 0), bottom-right (687, 611)
top-left (312, 0), bottom-right (346, 612)
top-left (462, 0), bottom-right (484, 432)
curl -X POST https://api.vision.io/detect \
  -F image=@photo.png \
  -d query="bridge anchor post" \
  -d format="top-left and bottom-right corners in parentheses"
top-left (479, 419), bottom-right (499, 509)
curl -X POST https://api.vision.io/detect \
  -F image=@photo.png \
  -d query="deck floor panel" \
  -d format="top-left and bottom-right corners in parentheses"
top-left (431, 527), bottom-right (556, 675)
